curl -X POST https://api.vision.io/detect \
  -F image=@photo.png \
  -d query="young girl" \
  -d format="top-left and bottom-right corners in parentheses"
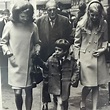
top-left (1, 1), bottom-right (41, 110)
top-left (36, 39), bottom-right (79, 110)
top-left (74, 0), bottom-right (109, 110)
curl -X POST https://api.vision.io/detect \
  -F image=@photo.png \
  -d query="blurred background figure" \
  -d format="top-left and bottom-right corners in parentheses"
top-left (72, 0), bottom-right (80, 6)
top-left (0, 10), bottom-right (3, 20)
top-left (2, 9), bottom-right (10, 22)
top-left (0, 9), bottom-right (10, 92)
top-left (57, 2), bottom-right (69, 18)
top-left (107, 3), bottom-right (110, 104)
top-left (74, 1), bottom-right (86, 28)
top-left (0, 9), bottom-right (10, 39)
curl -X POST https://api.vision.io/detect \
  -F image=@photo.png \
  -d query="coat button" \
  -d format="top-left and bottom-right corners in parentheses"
top-left (94, 41), bottom-right (97, 44)
top-left (83, 50), bottom-right (86, 53)
top-left (89, 41), bottom-right (91, 44)
top-left (61, 69), bottom-right (63, 71)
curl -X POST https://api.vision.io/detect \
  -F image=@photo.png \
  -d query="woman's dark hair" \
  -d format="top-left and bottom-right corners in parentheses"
top-left (11, 1), bottom-right (34, 23)
top-left (55, 39), bottom-right (70, 51)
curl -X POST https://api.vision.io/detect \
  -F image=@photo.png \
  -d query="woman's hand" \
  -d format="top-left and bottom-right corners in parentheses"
top-left (71, 75), bottom-right (79, 86)
top-left (93, 48), bottom-right (105, 57)
top-left (35, 44), bottom-right (41, 55)
top-left (7, 50), bottom-right (13, 57)
top-left (35, 50), bottom-right (40, 56)
top-left (92, 51), bottom-right (100, 57)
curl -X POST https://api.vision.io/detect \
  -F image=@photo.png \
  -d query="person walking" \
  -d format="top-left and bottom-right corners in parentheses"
top-left (36, 0), bottom-right (72, 110)
top-left (73, 0), bottom-right (109, 110)
top-left (35, 39), bottom-right (79, 110)
top-left (1, 1), bottom-right (41, 110)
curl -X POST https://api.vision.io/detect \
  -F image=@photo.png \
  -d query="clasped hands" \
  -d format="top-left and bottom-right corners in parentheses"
top-left (71, 75), bottom-right (79, 86)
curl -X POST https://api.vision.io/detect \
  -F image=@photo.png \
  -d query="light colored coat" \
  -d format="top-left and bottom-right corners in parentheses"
top-left (1, 21), bottom-right (40, 88)
top-left (74, 20), bottom-right (109, 86)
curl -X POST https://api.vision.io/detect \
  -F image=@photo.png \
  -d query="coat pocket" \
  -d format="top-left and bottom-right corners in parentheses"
top-left (9, 55), bottom-right (18, 67)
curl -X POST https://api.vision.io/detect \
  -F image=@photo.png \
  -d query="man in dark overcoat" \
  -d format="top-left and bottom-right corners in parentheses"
top-left (0, 9), bottom-right (10, 86)
top-left (36, 0), bottom-right (73, 110)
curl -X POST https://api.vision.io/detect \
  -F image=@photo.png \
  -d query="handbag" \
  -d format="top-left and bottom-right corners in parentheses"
top-left (31, 65), bottom-right (43, 84)
top-left (71, 78), bottom-right (79, 88)
top-left (31, 53), bottom-right (43, 84)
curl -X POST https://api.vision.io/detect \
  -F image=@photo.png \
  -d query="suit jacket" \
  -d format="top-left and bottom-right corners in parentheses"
top-left (36, 14), bottom-right (72, 61)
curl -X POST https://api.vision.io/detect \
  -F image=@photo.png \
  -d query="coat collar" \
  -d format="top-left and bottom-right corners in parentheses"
top-left (52, 53), bottom-right (71, 62)
top-left (44, 14), bottom-right (60, 24)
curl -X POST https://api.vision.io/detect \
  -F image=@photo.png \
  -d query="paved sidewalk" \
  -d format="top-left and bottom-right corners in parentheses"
top-left (2, 83), bottom-right (110, 110)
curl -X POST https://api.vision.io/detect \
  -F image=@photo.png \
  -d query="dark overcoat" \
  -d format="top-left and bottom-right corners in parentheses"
top-left (36, 14), bottom-right (72, 61)
top-left (0, 19), bottom-right (5, 38)
top-left (47, 54), bottom-right (79, 101)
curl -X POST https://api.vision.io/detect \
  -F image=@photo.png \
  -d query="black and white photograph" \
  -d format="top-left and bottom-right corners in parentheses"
top-left (0, 0), bottom-right (110, 110)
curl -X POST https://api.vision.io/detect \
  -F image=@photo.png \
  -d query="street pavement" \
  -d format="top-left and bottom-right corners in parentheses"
top-left (1, 82), bottom-right (110, 110)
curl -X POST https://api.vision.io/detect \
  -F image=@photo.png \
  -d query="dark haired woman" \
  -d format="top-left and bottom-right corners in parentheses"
top-left (74, 0), bottom-right (109, 110)
top-left (1, 1), bottom-right (41, 110)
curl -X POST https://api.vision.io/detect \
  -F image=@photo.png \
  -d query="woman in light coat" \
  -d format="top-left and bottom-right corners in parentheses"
top-left (1, 1), bottom-right (41, 110)
top-left (74, 0), bottom-right (109, 110)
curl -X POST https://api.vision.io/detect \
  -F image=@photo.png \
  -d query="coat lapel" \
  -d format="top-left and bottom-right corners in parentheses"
top-left (44, 16), bottom-right (50, 41)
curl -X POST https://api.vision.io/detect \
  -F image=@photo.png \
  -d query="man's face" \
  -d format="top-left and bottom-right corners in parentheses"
top-left (47, 6), bottom-right (57, 20)
top-left (3, 12), bottom-right (10, 20)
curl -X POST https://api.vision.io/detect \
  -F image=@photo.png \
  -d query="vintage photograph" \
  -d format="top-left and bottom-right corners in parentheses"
top-left (0, 0), bottom-right (110, 110)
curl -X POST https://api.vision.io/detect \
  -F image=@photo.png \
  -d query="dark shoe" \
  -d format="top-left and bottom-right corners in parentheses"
top-left (80, 107), bottom-right (86, 110)
top-left (80, 101), bottom-right (86, 110)
top-left (108, 99), bottom-right (110, 105)
top-left (42, 103), bottom-right (48, 110)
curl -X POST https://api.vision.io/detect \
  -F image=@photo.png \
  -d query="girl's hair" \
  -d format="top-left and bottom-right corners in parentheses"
top-left (11, 1), bottom-right (34, 23)
top-left (78, 0), bottom-right (105, 30)
top-left (55, 39), bottom-right (70, 51)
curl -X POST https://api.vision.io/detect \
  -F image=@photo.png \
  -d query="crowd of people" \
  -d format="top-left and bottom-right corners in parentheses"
top-left (0, 0), bottom-right (110, 110)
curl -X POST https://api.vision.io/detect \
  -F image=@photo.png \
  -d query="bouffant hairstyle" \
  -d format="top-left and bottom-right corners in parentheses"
top-left (11, 1), bottom-right (34, 23)
top-left (55, 39), bottom-right (70, 52)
